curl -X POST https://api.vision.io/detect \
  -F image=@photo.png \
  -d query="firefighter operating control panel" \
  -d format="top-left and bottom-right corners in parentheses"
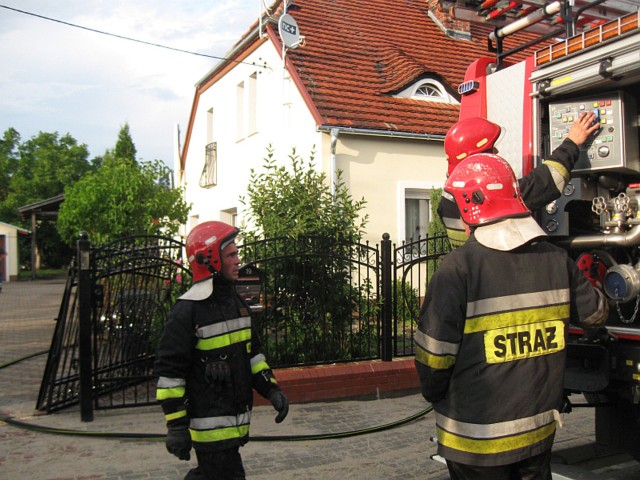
top-left (548, 91), bottom-right (639, 174)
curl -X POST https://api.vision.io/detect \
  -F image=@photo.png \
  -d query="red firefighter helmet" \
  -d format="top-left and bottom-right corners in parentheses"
top-left (444, 153), bottom-right (529, 226)
top-left (186, 221), bottom-right (239, 283)
top-left (444, 117), bottom-right (502, 175)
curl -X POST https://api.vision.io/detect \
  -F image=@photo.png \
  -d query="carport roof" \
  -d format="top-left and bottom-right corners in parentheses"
top-left (18, 194), bottom-right (64, 220)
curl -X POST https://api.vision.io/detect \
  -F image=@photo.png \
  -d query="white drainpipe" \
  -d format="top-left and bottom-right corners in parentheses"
top-left (330, 128), bottom-right (339, 197)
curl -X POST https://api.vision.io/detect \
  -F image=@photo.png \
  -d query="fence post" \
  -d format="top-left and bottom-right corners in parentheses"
top-left (381, 233), bottom-right (393, 361)
top-left (77, 231), bottom-right (94, 422)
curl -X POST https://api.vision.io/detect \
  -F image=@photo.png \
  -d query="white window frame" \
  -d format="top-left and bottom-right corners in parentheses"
top-left (236, 81), bottom-right (245, 141)
top-left (247, 73), bottom-right (257, 136)
top-left (395, 78), bottom-right (458, 104)
top-left (221, 208), bottom-right (238, 227)
top-left (396, 181), bottom-right (443, 246)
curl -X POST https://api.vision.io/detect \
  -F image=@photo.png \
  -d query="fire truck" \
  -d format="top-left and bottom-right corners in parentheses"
top-left (440, 0), bottom-right (640, 461)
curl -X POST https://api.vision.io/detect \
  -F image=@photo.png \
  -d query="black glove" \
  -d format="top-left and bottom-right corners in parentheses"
top-left (166, 424), bottom-right (192, 461)
top-left (268, 390), bottom-right (289, 423)
top-left (205, 360), bottom-right (231, 391)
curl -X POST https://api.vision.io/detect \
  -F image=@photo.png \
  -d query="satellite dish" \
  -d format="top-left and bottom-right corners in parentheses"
top-left (278, 13), bottom-right (303, 49)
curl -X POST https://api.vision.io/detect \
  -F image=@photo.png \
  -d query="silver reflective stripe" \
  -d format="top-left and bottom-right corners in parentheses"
top-left (436, 409), bottom-right (558, 439)
top-left (442, 216), bottom-right (465, 230)
top-left (544, 162), bottom-right (568, 191)
top-left (190, 412), bottom-right (252, 430)
top-left (467, 290), bottom-right (569, 318)
top-left (442, 190), bottom-right (455, 202)
top-left (197, 317), bottom-right (251, 338)
top-left (414, 330), bottom-right (459, 355)
top-left (157, 377), bottom-right (186, 388)
top-left (250, 354), bottom-right (266, 367)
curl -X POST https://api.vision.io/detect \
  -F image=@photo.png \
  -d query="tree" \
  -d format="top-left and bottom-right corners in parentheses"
top-left (58, 154), bottom-right (190, 244)
top-left (0, 129), bottom-right (94, 268)
top-left (0, 128), bottom-right (21, 204)
top-left (0, 130), bottom-right (93, 225)
top-left (114, 123), bottom-right (137, 164)
top-left (427, 188), bottom-right (446, 237)
top-left (241, 146), bottom-right (367, 241)
top-left (240, 147), bottom-right (373, 365)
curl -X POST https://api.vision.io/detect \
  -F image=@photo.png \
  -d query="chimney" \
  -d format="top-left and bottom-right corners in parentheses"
top-left (427, 0), bottom-right (471, 40)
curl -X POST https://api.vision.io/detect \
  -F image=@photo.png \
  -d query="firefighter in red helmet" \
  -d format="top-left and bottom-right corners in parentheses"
top-left (155, 221), bottom-right (288, 480)
top-left (415, 154), bottom-right (607, 480)
top-left (438, 112), bottom-right (599, 249)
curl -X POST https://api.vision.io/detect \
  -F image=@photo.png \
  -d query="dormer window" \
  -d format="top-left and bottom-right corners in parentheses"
top-left (395, 78), bottom-right (458, 104)
top-left (415, 82), bottom-right (443, 98)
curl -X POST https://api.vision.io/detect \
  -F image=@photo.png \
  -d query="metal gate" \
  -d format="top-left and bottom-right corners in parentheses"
top-left (391, 234), bottom-right (451, 357)
top-left (36, 234), bottom-right (190, 414)
top-left (240, 235), bottom-right (382, 367)
top-left (36, 232), bottom-right (448, 418)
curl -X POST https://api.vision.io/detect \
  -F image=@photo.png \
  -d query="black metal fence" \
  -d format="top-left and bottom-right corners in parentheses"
top-left (240, 235), bottom-right (382, 367)
top-left (36, 232), bottom-right (450, 419)
top-left (36, 234), bottom-right (191, 416)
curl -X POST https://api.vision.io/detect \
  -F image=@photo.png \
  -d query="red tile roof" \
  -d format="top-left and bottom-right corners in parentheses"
top-left (269, 0), bottom-right (545, 136)
top-left (183, 0), bottom-right (550, 169)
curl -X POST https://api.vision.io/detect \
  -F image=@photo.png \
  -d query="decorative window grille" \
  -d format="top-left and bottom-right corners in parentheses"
top-left (414, 83), bottom-right (444, 99)
top-left (199, 142), bottom-right (217, 188)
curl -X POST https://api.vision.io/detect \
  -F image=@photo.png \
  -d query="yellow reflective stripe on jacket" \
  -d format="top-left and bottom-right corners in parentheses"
top-left (197, 317), bottom-right (251, 338)
top-left (250, 353), bottom-right (269, 374)
top-left (436, 409), bottom-right (557, 439)
top-left (190, 413), bottom-right (251, 443)
top-left (544, 159), bottom-right (570, 184)
top-left (196, 329), bottom-right (251, 351)
top-left (190, 425), bottom-right (250, 443)
top-left (156, 386), bottom-right (186, 400)
top-left (195, 317), bottom-right (252, 351)
top-left (156, 377), bottom-right (186, 400)
top-left (437, 421), bottom-right (556, 455)
top-left (415, 344), bottom-right (456, 370)
top-left (465, 304), bottom-right (569, 334)
top-left (166, 409), bottom-right (187, 422)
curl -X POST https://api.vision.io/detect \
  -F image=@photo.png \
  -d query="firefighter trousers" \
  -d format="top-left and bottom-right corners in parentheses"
top-left (184, 447), bottom-right (246, 480)
top-left (445, 448), bottom-right (552, 480)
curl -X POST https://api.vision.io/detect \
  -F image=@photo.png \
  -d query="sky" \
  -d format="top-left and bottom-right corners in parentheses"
top-left (0, 1), bottom-right (264, 170)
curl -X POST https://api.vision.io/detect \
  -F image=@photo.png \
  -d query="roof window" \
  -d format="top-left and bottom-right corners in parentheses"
top-left (396, 79), bottom-right (458, 104)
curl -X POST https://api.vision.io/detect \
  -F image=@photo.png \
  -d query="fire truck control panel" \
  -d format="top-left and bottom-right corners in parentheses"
top-left (548, 91), bottom-right (639, 174)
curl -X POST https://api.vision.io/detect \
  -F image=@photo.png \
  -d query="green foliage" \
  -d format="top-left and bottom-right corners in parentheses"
top-left (240, 146), bottom-right (367, 241)
top-left (0, 128), bottom-right (21, 205)
top-left (395, 279), bottom-right (420, 326)
top-left (114, 123), bottom-right (137, 164)
top-left (240, 147), bottom-right (375, 365)
top-left (425, 187), bottom-right (451, 284)
top-left (427, 188), bottom-right (446, 237)
top-left (58, 154), bottom-right (190, 244)
top-left (393, 279), bottom-right (420, 356)
top-left (0, 130), bottom-right (93, 225)
top-left (0, 129), bottom-right (94, 267)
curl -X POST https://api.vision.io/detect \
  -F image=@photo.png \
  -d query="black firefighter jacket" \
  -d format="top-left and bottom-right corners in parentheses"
top-left (414, 236), bottom-right (607, 467)
top-left (438, 137), bottom-right (580, 248)
top-left (154, 278), bottom-right (280, 452)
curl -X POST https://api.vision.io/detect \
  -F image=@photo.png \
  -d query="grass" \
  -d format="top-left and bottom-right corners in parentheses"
top-left (18, 267), bottom-right (68, 280)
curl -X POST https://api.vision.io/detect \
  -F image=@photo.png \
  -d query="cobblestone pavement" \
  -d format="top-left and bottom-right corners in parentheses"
top-left (1, 278), bottom-right (639, 479)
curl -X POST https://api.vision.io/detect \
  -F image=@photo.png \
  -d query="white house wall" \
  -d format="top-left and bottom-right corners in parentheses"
top-left (0, 222), bottom-right (23, 282)
top-left (181, 40), bottom-right (448, 246)
top-left (323, 134), bottom-right (446, 245)
top-left (182, 41), bottom-right (320, 231)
